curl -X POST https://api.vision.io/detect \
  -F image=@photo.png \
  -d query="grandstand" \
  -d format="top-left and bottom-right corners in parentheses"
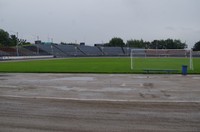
top-left (0, 47), bottom-right (17, 56)
top-left (24, 45), bottom-right (50, 55)
top-left (37, 44), bottom-right (54, 55)
top-left (0, 49), bottom-right (10, 56)
top-left (51, 45), bottom-right (68, 57)
top-left (78, 45), bottom-right (102, 56)
top-left (146, 49), bottom-right (168, 57)
top-left (123, 47), bottom-right (131, 56)
top-left (130, 49), bottom-right (193, 58)
top-left (54, 45), bottom-right (84, 57)
top-left (1, 44), bottom-right (200, 59)
top-left (101, 47), bottom-right (125, 56)
top-left (131, 49), bottom-right (146, 57)
top-left (141, 49), bottom-right (190, 57)
top-left (18, 47), bottom-right (38, 56)
top-left (193, 51), bottom-right (200, 57)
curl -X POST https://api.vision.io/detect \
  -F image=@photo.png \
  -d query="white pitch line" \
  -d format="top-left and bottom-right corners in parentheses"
top-left (0, 95), bottom-right (200, 103)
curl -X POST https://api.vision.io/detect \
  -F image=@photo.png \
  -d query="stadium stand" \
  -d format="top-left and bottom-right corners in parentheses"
top-left (18, 47), bottom-right (38, 56)
top-left (78, 46), bottom-right (102, 56)
top-left (193, 51), bottom-right (200, 57)
top-left (146, 49), bottom-right (169, 57)
top-left (37, 44), bottom-right (53, 55)
top-left (2, 44), bottom-right (199, 59)
top-left (37, 44), bottom-right (68, 57)
top-left (167, 49), bottom-right (187, 57)
top-left (0, 50), bottom-right (10, 56)
top-left (102, 47), bottom-right (125, 56)
top-left (51, 45), bottom-right (69, 57)
top-left (131, 49), bottom-right (146, 57)
top-left (123, 47), bottom-right (131, 56)
top-left (24, 45), bottom-right (50, 55)
top-left (54, 45), bottom-right (85, 57)
top-left (146, 49), bottom-right (157, 57)
top-left (0, 47), bottom-right (17, 56)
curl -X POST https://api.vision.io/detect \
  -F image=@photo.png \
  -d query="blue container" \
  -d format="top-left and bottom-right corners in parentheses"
top-left (182, 65), bottom-right (188, 75)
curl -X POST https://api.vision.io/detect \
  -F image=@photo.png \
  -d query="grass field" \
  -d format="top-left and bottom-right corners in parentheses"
top-left (0, 57), bottom-right (200, 74)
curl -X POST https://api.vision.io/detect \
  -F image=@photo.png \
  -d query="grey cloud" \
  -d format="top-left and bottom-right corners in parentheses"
top-left (0, 0), bottom-right (199, 48)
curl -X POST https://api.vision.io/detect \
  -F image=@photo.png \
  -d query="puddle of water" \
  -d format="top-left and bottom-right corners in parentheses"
top-left (193, 77), bottom-right (200, 80)
top-left (140, 83), bottom-right (154, 88)
top-left (132, 75), bottom-right (155, 79)
top-left (54, 86), bottom-right (84, 91)
top-left (55, 86), bottom-right (70, 91)
top-left (52, 77), bottom-right (94, 81)
top-left (0, 74), bottom-right (11, 77)
top-left (101, 87), bottom-right (133, 92)
top-left (54, 86), bottom-right (134, 92)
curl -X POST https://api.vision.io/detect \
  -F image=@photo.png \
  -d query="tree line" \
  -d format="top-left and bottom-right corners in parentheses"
top-left (0, 29), bottom-right (200, 50)
top-left (193, 41), bottom-right (200, 51)
top-left (107, 37), bottom-right (186, 49)
top-left (107, 37), bottom-right (200, 50)
top-left (0, 29), bottom-right (30, 47)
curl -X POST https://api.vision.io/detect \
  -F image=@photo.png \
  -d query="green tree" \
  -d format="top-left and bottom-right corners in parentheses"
top-left (126, 39), bottom-right (145, 48)
top-left (18, 39), bottom-right (31, 46)
top-left (172, 39), bottom-right (187, 49)
top-left (108, 37), bottom-right (125, 47)
top-left (149, 39), bottom-right (187, 49)
top-left (9, 35), bottom-right (18, 46)
top-left (149, 40), bottom-right (159, 49)
top-left (0, 29), bottom-right (10, 46)
top-left (193, 41), bottom-right (200, 51)
top-left (0, 29), bottom-right (31, 47)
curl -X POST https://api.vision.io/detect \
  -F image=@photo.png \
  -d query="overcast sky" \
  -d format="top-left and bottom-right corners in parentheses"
top-left (0, 0), bottom-right (199, 48)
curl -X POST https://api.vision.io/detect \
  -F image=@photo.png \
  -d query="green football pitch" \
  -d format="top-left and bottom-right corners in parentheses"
top-left (0, 57), bottom-right (199, 74)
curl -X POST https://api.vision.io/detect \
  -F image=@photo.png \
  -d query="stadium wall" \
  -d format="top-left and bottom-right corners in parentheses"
top-left (0, 55), bottom-right (54, 60)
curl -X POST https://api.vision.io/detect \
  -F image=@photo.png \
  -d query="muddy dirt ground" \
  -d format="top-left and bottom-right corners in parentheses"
top-left (0, 74), bottom-right (200, 131)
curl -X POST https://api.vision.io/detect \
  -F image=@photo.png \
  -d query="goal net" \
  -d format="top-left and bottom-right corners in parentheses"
top-left (130, 49), bottom-right (193, 71)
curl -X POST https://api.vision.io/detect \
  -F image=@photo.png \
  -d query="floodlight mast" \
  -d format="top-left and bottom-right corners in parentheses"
top-left (37, 36), bottom-right (40, 55)
top-left (51, 45), bottom-right (54, 55)
top-left (16, 32), bottom-right (19, 56)
top-left (37, 44), bottom-right (39, 55)
top-left (33, 35), bottom-right (40, 55)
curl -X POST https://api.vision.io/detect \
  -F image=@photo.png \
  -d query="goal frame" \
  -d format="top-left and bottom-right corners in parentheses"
top-left (130, 49), bottom-right (194, 70)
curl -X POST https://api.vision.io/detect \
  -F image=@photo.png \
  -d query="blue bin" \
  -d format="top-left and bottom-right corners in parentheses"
top-left (182, 65), bottom-right (188, 75)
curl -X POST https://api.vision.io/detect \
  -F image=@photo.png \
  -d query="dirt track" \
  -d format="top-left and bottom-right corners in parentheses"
top-left (0, 74), bottom-right (200, 131)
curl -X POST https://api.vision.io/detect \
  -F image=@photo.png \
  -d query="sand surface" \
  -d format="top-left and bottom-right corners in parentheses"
top-left (0, 74), bottom-right (200, 131)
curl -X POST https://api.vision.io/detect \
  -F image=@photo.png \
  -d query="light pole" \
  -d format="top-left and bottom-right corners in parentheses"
top-left (37, 44), bottom-right (39, 55)
top-left (101, 47), bottom-right (104, 55)
top-left (32, 35), bottom-right (40, 55)
top-left (51, 44), bottom-right (54, 55)
top-left (75, 46), bottom-right (77, 56)
top-left (16, 32), bottom-right (19, 56)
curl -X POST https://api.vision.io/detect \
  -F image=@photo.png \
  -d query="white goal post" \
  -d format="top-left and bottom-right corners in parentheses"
top-left (130, 49), bottom-right (194, 70)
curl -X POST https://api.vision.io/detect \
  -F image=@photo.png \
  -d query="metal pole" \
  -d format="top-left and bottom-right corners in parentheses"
top-left (131, 49), bottom-right (133, 70)
top-left (75, 47), bottom-right (77, 56)
top-left (37, 44), bottom-right (39, 55)
top-left (16, 32), bottom-right (19, 56)
top-left (51, 44), bottom-right (54, 55)
top-left (190, 49), bottom-right (194, 70)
